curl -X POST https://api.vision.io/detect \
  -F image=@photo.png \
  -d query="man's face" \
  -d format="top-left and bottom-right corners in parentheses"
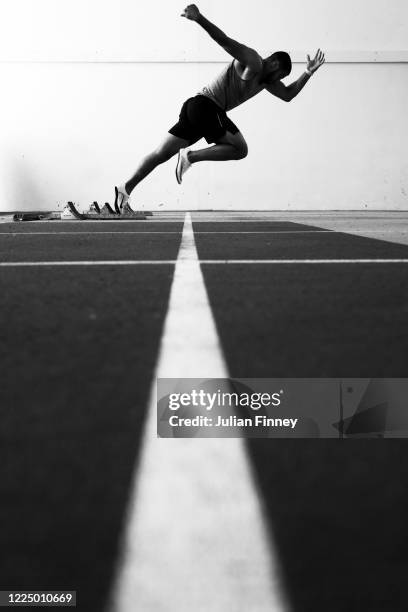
top-left (263, 57), bottom-right (287, 81)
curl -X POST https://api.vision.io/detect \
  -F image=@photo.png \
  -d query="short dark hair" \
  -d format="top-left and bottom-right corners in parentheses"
top-left (269, 51), bottom-right (292, 76)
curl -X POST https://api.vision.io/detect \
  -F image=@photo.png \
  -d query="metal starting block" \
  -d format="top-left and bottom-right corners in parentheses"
top-left (13, 187), bottom-right (153, 221)
top-left (63, 186), bottom-right (151, 219)
top-left (62, 201), bottom-right (147, 220)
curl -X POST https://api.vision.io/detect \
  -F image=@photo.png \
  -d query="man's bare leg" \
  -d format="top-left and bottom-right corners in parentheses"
top-left (175, 130), bottom-right (248, 183)
top-left (123, 133), bottom-right (190, 195)
top-left (189, 131), bottom-right (248, 163)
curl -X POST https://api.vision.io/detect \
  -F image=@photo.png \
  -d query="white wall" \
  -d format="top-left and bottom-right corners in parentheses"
top-left (0, 0), bottom-right (407, 211)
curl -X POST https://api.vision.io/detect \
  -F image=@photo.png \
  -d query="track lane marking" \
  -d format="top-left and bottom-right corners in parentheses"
top-left (0, 230), bottom-right (335, 235)
top-left (0, 261), bottom-right (180, 266)
top-left (2, 259), bottom-right (408, 267)
top-left (110, 212), bottom-right (287, 612)
top-left (2, 229), bottom-right (408, 237)
top-left (201, 259), bottom-right (408, 264)
top-left (0, 231), bottom-right (184, 235)
top-left (2, 229), bottom-right (408, 235)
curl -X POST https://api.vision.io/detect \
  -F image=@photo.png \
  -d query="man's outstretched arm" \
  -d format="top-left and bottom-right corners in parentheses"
top-left (266, 49), bottom-right (326, 102)
top-left (181, 4), bottom-right (263, 73)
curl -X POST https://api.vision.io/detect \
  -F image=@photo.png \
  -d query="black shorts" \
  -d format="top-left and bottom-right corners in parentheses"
top-left (169, 95), bottom-right (239, 145)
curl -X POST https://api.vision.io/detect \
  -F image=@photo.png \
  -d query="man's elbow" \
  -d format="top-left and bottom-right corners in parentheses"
top-left (285, 92), bottom-right (296, 102)
top-left (278, 93), bottom-right (292, 102)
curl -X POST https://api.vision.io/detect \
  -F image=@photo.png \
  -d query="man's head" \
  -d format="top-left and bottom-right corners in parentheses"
top-left (263, 51), bottom-right (292, 81)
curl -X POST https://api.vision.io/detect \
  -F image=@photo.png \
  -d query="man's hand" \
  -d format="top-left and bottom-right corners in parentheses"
top-left (306, 49), bottom-right (325, 74)
top-left (181, 4), bottom-right (201, 21)
top-left (267, 49), bottom-right (325, 101)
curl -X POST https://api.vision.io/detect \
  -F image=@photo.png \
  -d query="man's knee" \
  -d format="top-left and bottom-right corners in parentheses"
top-left (235, 142), bottom-right (248, 160)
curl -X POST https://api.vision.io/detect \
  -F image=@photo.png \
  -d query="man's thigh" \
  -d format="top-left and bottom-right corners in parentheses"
top-left (215, 130), bottom-right (248, 154)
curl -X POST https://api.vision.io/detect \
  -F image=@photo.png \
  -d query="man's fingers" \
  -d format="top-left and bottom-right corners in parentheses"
top-left (181, 4), bottom-right (199, 19)
top-left (306, 49), bottom-right (326, 72)
top-left (315, 50), bottom-right (325, 66)
top-left (308, 49), bottom-right (326, 68)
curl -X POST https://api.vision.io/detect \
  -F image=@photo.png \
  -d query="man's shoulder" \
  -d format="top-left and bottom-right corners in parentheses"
top-left (233, 59), bottom-right (264, 82)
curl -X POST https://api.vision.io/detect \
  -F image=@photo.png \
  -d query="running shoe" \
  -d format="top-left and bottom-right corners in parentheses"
top-left (175, 148), bottom-right (192, 184)
top-left (114, 185), bottom-right (130, 214)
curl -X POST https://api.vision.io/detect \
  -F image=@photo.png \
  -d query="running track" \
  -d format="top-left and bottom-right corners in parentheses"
top-left (1, 211), bottom-right (408, 611)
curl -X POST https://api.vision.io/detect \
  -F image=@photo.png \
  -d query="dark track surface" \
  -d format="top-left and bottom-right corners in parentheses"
top-left (195, 231), bottom-right (408, 260)
top-left (200, 264), bottom-right (408, 377)
top-left (247, 440), bottom-right (408, 612)
top-left (193, 221), bottom-right (331, 232)
top-left (0, 221), bottom-right (184, 234)
top-left (0, 233), bottom-right (181, 262)
top-left (1, 214), bottom-right (408, 612)
top-left (0, 265), bottom-right (175, 610)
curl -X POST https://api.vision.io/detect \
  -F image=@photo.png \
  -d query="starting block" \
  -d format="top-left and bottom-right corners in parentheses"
top-left (13, 187), bottom-right (153, 221)
top-left (62, 201), bottom-right (147, 220)
top-left (63, 187), bottom-right (151, 220)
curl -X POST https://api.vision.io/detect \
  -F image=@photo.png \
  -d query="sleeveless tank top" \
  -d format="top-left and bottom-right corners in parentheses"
top-left (198, 60), bottom-right (265, 111)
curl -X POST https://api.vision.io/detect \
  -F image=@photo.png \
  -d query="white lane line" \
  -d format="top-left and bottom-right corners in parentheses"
top-left (0, 232), bottom-right (183, 235)
top-left (190, 218), bottom-right (408, 222)
top-left (0, 230), bottom-right (332, 235)
top-left (200, 259), bottom-right (408, 264)
top-left (0, 261), bottom-right (179, 266)
top-left (110, 212), bottom-right (287, 612)
top-left (28, 219), bottom-right (184, 223)
top-left (2, 259), bottom-right (408, 267)
top-left (1, 230), bottom-right (408, 237)
top-left (194, 230), bottom-right (336, 234)
top-left (195, 230), bottom-right (408, 234)
top-left (3, 230), bottom-right (408, 236)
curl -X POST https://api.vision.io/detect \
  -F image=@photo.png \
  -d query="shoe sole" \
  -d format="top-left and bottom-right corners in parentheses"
top-left (114, 187), bottom-right (121, 214)
top-left (175, 151), bottom-right (183, 184)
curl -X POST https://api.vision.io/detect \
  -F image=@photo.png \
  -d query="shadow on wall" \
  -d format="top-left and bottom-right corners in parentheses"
top-left (6, 156), bottom-right (50, 211)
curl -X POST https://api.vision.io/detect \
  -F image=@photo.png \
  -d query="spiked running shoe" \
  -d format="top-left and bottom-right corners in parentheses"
top-left (114, 185), bottom-right (130, 214)
top-left (175, 148), bottom-right (192, 184)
